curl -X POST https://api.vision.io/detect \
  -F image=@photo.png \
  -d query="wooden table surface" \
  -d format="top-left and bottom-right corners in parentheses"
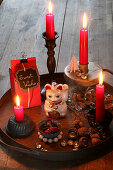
top-left (0, 0), bottom-right (113, 169)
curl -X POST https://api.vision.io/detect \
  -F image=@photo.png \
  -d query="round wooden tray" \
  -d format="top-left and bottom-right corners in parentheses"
top-left (0, 72), bottom-right (113, 161)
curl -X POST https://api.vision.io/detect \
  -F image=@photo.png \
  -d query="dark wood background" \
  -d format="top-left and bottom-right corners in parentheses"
top-left (0, 0), bottom-right (113, 169)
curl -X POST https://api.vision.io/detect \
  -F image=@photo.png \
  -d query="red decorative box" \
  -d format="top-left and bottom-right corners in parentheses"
top-left (9, 57), bottom-right (41, 108)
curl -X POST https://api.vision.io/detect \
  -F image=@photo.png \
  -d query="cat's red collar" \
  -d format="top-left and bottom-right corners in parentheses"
top-left (49, 101), bottom-right (62, 105)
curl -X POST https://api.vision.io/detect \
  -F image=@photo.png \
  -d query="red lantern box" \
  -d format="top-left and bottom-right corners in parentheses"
top-left (9, 57), bottom-right (41, 108)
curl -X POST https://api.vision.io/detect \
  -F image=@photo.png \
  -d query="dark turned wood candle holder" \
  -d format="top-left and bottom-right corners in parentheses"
top-left (41, 32), bottom-right (59, 101)
top-left (88, 109), bottom-right (112, 129)
top-left (6, 115), bottom-right (35, 138)
top-left (42, 32), bottom-right (59, 75)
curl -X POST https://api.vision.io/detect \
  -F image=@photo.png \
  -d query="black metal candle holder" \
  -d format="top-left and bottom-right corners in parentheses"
top-left (88, 109), bottom-right (112, 128)
top-left (6, 115), bottom-right (35, 138)
top-left (42, 32), bottom-right (59, 75)
top-left (41, 32), bottom-right (59, 101)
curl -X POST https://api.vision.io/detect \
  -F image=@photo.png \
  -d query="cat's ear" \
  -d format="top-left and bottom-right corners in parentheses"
top-left (45, 84), bottom-right (51, 90)
top-left (57, 84), bottom-right (62, 90)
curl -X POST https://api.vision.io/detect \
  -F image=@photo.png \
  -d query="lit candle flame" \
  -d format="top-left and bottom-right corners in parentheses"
top-left (49, 1), bottom-right (52, 14)
top-left (83, 13), bottom-right (87, 28)
top-left (99, 71), bottom-right (103, 85)
top-left (16, 95), bottom-right (20, 107)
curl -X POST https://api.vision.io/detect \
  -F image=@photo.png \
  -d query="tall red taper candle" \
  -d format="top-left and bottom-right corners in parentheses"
top-left (46, 2), bottom-right (55, 39)
top-left (14, 95), bottom-right (24, 121)
top-left (96, 72), bottom-right (105, 121)
top-left (79, 13), bottom-right (88, 65)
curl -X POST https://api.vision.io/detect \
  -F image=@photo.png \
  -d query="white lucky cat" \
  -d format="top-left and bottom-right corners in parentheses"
top-left (44, 82), bottom-right (68, 117)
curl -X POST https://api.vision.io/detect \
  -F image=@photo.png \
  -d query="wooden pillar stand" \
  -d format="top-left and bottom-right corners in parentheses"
top-left (42, 32), bottom-right (59, 75)
top-left (64, 62), bottom-right (102, 87)
top-left (41, 32), bottom-right (59, 101)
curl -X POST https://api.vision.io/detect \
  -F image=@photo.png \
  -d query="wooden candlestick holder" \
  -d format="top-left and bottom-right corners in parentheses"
top-left (42, 32), bottom-right (59, 75)
top-left (64, 62), bottom-right (102, 87)
top-left (41, 32), bottom-right (59, 101)
top-left (6, 115), bottom-right (35, 138)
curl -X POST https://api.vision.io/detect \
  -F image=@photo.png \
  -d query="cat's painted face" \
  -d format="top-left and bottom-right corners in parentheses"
top-left (46, 89), bottom-right (62, 102)
top-left (45, 84), bottom-right (63, 102)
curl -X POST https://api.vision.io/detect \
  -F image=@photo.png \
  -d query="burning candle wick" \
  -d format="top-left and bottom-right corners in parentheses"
top-left (49, 1), bottom-right (52, 15)
top-left (83, 13), bottom-right (87, 28)
top-left (99, 71), bottom-right (103, 85)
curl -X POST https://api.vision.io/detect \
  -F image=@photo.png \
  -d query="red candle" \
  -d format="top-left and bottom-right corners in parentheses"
top-left (14, 95), bottom-right (24, 121)
top-left (79, 13), bottom-right (88, 65)
top-left (96, 72), bottom-right (105, 121)
top-left (46, 1), bottom-right (55, 39)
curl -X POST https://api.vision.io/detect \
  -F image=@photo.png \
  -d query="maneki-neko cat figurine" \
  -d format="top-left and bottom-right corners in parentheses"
top-left (44, 82), bottom-right (68, 118)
